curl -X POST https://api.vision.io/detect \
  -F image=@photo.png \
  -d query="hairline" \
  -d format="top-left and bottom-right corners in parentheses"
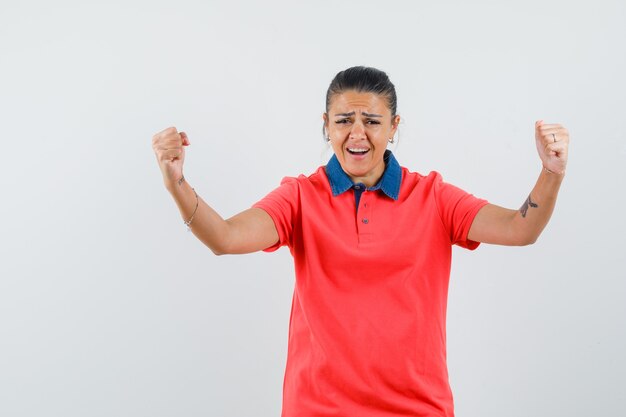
top-left (326, 88), bottom-right (396, 117)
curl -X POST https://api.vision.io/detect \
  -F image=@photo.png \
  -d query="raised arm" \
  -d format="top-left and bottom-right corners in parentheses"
top-left (467, 120), bottom-right (569, 246)
top-left (152, 127), bottom-right (279, 255)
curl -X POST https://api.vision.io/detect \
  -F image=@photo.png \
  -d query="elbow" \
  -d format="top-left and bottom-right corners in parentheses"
top-left (509, 223), bottom-right (541, 246)
top-left (518, 233), bottom-right (539, 246)
top-left (210, 244), bottom-right (229, 256)
top-left (202, 230), bottom-right (232, 256)
top-left (207, 241), bottom-right (229, 256)
top-left (211, 221), bottom-right (235, 256)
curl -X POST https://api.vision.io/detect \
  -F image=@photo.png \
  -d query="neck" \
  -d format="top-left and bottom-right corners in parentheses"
top-left (350, 163), bottom-right (385, 187)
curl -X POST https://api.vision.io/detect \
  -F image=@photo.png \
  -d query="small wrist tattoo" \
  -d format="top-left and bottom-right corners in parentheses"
top-left (519, 194), bottom-right (539, 218)
top-left (177, 175), bottom-right (185, 186)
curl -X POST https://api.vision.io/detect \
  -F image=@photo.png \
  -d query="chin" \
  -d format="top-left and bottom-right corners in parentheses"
top-left (345, 167), bottom-right (369, 178)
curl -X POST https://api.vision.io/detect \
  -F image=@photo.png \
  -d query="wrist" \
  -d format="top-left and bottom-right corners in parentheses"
top-left (165, 174), bottom-right (186, 193)
top-left (543, 166), bottom-right (566, 176)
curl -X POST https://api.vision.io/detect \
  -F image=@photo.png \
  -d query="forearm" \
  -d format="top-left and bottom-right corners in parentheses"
top-left (512, 168), bottom-right (565, 244)
top-left (467, 120), bottom-right (569, 246)
top-left (166, 178), bottom-right (230, 255)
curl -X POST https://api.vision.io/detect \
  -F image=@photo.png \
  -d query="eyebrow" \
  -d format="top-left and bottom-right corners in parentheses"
top-left (334, 111), bottom-right (383, 118)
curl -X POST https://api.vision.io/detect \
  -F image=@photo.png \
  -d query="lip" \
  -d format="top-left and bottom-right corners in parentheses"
top-left (345, 147), bottom-right (370, 160)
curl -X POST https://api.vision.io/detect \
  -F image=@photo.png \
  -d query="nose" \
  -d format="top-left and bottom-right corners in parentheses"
top-left (349, 120), bottom-right (366, 140)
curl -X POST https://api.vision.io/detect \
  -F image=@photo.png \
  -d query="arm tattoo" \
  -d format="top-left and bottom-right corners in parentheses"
top-left (519, 194), bottom-right (538, 218)
top-left (177, 175), bottom-right (186, 186)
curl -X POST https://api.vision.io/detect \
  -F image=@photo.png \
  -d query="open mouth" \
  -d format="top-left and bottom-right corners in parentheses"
top-left (347, 147), bottom-right (370, 155)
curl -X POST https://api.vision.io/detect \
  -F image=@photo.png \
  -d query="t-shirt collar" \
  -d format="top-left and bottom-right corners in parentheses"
top-left (325, 149), bottom-right (401, 200)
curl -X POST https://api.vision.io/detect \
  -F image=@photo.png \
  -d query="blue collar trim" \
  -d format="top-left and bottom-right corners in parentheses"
top-left (325, 149), bottom-right (401, 200)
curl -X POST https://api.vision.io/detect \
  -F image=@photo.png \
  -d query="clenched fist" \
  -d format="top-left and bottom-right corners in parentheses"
top-left (152, 126), bottom-right (190, 189)
top-left (535, 120), bottom-right (569, 175)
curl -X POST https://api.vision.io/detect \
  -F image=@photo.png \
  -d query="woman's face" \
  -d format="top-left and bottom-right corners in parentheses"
top-left (324, 90), bottom-right (400, 187)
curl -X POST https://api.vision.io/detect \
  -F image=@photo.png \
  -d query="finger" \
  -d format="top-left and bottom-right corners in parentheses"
top-left (540, 130), bottom-right (570, 145)
top-left (153, 127), bottom-right (178, 141)
top-left (161, 126), bottom-right (178, 135)
top-left (544, 141), bottom-right (568, 156)
top-left (538, 125), bottom-right (564, 134)
top-left (155, 130), bottom-right (182, 143)
top-left (159, 147), bottom-right (184, 153)
top-left (537, 125), bottom-right (564, 134)
top-left (536, 120), bottom-right (563, 128)
top-left (540, 132), bottom-right (560, 145)
top-left (154, 143), bottom-right (183, 152)
top-left (180, 132), bottom-right (190, 146)
top-left (156, 136), bottom-right (187, 149)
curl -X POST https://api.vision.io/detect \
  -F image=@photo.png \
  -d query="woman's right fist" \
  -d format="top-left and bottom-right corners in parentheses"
top-left (152, 126), bottom-right (190, 189)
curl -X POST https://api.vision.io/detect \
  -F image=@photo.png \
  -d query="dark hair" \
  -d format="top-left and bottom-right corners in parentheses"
top-left (325, 66), bottom-right (398, 117)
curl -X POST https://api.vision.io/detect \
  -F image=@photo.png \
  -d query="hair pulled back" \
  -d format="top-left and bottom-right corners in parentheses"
top-left (325, 66), bottom-right (397, 117)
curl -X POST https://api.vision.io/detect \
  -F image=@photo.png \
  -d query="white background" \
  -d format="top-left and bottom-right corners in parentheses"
top-left (1, 1), bottom-right (625, 416)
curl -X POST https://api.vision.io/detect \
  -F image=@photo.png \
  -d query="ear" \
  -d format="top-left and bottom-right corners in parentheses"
top-left (322, 113), bottom-right (330, 139)
top-left (391, 115), bottom-right (400, 132)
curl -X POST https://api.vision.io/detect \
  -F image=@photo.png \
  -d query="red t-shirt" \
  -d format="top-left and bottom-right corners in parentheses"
top-left (253, 161), bottom-right (488, 417)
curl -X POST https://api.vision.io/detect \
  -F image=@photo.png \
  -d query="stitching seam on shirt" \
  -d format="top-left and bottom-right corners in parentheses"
top-left (432, 174), bottom-right (451, 243)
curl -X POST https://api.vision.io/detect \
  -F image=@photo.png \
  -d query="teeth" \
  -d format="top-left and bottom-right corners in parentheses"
top-left (348, 148), bottom-right (369, 153)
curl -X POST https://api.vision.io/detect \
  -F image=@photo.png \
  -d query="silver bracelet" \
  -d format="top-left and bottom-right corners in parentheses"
top-left (184, 187), bottom-right (199, 232)
top-left (543, 166), bottom-right (565, 175)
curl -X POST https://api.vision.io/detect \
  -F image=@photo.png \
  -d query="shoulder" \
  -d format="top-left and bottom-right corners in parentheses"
top-left (397, 167), bottom-right (477, 207)
top-left (278, 165), bottom-right (330, 190)
top-left (264, 166), bottom-right (330, 202)
top-left (398, 166), bottom-right (445, 195)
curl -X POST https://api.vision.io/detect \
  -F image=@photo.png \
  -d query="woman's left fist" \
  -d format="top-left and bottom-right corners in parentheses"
top-left (535, 120), bottom-right (569, 175)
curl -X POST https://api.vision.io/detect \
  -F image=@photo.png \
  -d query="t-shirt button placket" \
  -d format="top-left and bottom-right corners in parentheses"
top-left (361, 197), bottom-right (370, 225)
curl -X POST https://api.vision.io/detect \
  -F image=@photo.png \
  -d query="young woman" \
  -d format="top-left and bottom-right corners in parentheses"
top-left (152, 66), bottom-right (569, 416)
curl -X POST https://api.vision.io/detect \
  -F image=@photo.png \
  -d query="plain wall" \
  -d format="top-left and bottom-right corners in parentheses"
top-left (1, 1), bottom-right (625, 416)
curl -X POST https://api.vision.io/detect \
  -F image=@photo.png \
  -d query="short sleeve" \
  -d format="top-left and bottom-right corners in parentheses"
top-left (433, 173), bottom-right (489, 250)
top-left (252, 176), bottom-right (300, 252)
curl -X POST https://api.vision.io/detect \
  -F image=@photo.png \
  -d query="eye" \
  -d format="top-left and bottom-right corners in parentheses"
top-left (366, 120), bottom-right (381, 125)
top-left (335, 119), bottom-right (351, 124)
